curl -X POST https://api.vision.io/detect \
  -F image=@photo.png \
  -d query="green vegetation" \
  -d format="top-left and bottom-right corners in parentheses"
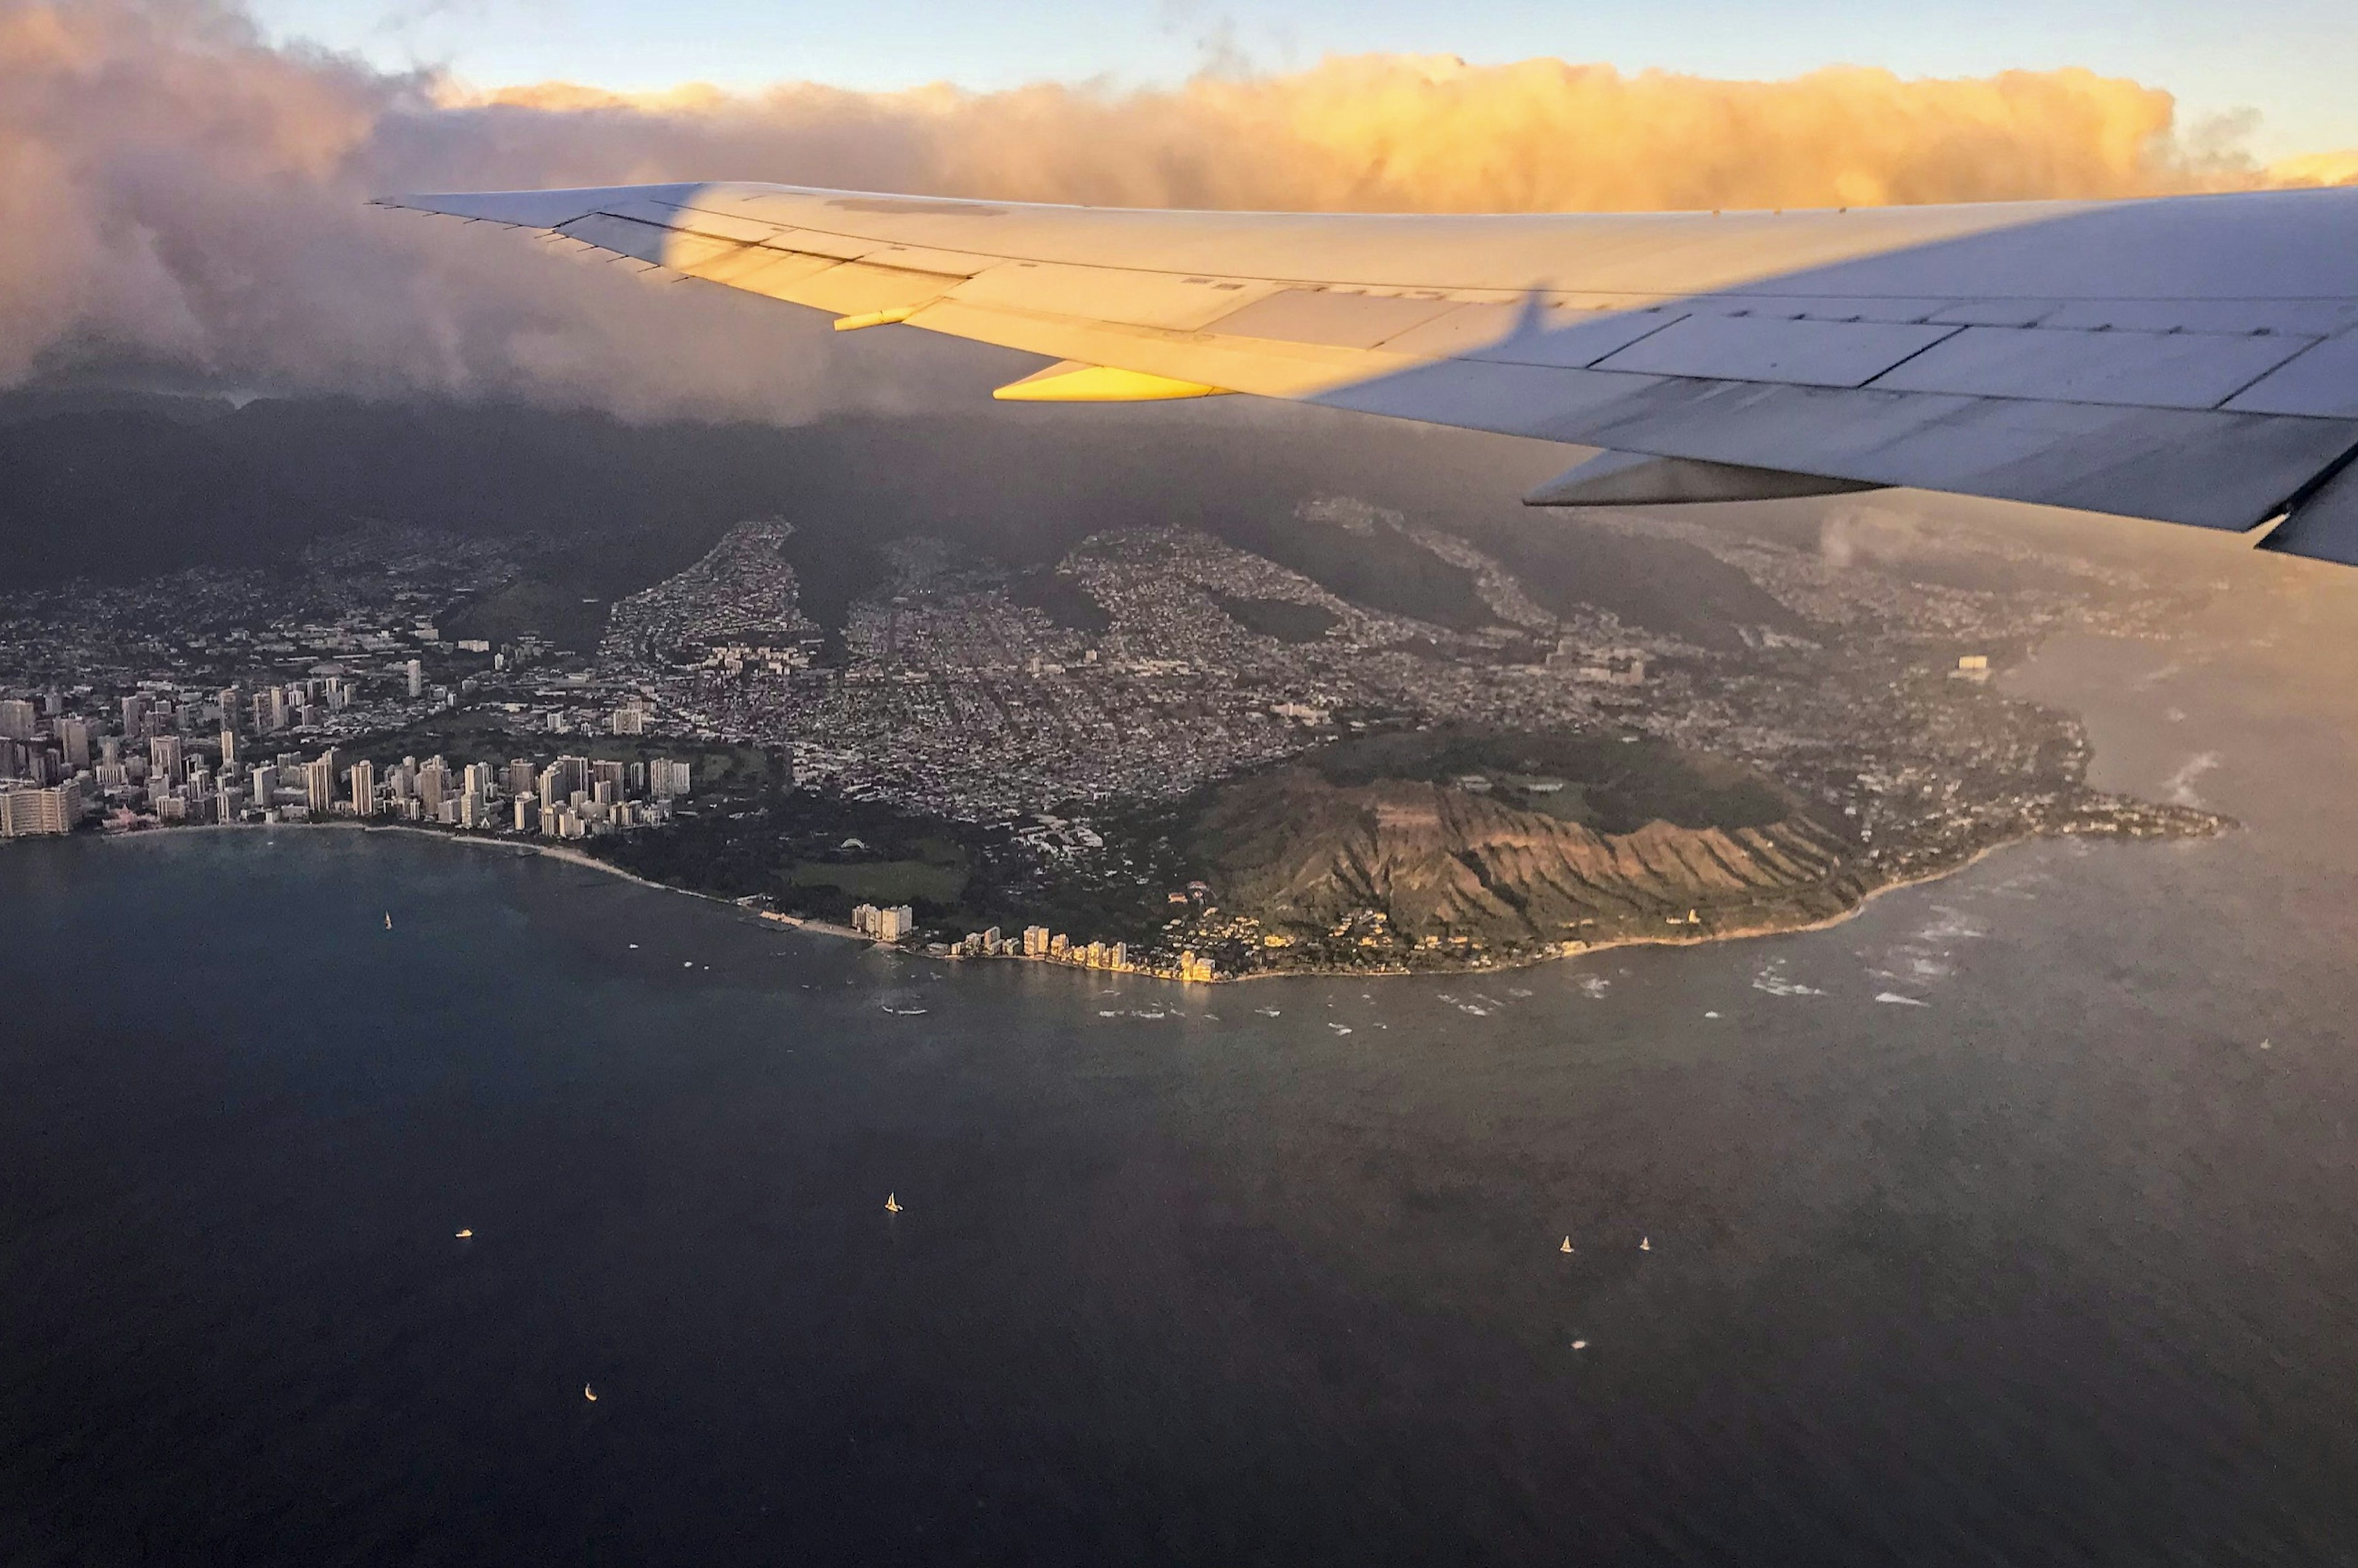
top-left (1005, 566), bottom-right (1113, 633)
top-left (1208, 589), bottom-right (1338, 643)
top-left (1218, 514), bottom-right (1495, 632)
top-left (1306, 726), bottom-right (1802, 834)
top-left (440, 578), bottom-right (611, 654)
top-left (787, 850), bottom-right (970, 906)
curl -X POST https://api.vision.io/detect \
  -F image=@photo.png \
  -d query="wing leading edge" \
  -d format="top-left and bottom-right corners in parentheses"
top-left (375, 181), bottom-right (2358, 564)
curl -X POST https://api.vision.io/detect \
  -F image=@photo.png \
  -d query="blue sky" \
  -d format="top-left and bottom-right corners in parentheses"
top-left (255, 0), bottom-right (2358, 160)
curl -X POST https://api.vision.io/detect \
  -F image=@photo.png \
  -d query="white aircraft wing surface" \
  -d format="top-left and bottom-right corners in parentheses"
top-left (377, 181), bottom-right (2358, 564)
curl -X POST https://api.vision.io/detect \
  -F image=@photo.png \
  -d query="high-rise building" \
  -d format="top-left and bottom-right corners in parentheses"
top-left (350, 759), bottom-right (378, 817)
top-left (120, 695), bottom-right (150, 738)
top-left (610, 707), bottom-right (645, 735)
top-left (58, 718), bottom-right (93, 770)
top-left (250, 763), bottom-right (278, 805)
top-left (462, 762), bottom-right (496, 803)
top-left (513, 794), bottom-right (535, 832)
top-left (148, 735), bottom-right (184, 786)
top-left (0, 700), bottom-right (35, 741)
top-left (405, 659), bottom-right (423, 698)
top-left (650, 759), bottom-right (693, 798)
top-left (0, 781), bottom-right (79, 837)
top-left (417, 760), bottom-right (448, 815)
top-left (217, 728), bottom-right (238, 769)
top-left (505, 759), bottom-right (535, 798)
top-left (302, 755), bottom-right (336, 813)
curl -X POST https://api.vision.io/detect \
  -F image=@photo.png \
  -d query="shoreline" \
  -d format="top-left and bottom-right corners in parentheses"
top-left (61, 812), bottom-right (2214, 987)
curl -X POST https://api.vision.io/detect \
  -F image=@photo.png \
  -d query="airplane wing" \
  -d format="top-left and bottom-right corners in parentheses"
top-left (375, 181), bottom-right (2358, 564)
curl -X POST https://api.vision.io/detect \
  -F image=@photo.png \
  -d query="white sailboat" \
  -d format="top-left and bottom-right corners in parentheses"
top-left (583, 1385), bottom-right (597, 1402)
top-left (383, 912), bottom-right (392, 930)
top-left (1640, 1236), bottom-right (1651, 1252)
top-left (1559, 1236), bottom-right (1574, 1254)
top-left (884, 1193), bottom-right (903, 1214)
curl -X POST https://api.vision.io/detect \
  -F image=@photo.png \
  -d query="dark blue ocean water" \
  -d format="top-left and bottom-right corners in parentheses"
top-left (6, 628), bottom-right (2358, 1566)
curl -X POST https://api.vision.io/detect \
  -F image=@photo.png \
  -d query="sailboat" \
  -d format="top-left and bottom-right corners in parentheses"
top-left (884, 1193), bottom-right (903, 1214)
top-left (454, 1228), bottom-right (472, 1240)
top-left (583, 1385), bottom-right (597, 1402)
top-left (1640, 1236), bottom-right (1651, 1252)
top-left (383, 912), bottom-right (392, 930)
top-left (1560, 1236), bottom-right (1574, 1254)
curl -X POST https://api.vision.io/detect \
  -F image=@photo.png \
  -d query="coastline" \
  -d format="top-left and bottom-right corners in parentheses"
top-left (60, 812), bottom-right (2215, 987)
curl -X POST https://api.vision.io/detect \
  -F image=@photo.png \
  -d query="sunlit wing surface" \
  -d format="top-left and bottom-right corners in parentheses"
top-left (375, 182), bottom-right (2358, 564)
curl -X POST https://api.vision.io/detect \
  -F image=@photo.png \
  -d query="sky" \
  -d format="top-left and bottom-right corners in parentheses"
top-left (252, 0), bottom-right (2358, 162)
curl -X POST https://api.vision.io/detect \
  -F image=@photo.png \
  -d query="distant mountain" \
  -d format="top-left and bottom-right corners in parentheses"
top-left (0, 393), bottom-right (1802, 651)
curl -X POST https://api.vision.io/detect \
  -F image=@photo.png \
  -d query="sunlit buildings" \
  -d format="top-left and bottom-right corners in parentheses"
top-left (851, 903), bottom-right (916, 941)
top-left (0, 780), bottom-right (80, 838)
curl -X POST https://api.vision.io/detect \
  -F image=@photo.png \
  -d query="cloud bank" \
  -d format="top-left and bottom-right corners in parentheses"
top-left (3, 0), bottom-right (2351, 422)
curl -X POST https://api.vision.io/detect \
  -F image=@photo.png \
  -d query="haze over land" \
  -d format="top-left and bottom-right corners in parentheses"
top-left (5, 0), bottom-right (2356, 424)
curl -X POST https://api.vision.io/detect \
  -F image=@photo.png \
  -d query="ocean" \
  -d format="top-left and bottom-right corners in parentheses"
top-left (6, 622), bottom-right (2358, 1566)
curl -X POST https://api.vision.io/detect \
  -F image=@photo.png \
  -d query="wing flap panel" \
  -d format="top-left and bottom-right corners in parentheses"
top-left (1320, 359), bottom-right (2358, 529)
top-left (944, 263), bottom-right (1279, 333)
top-left (553, 212), bottom-right (670, 265)
top-left (2224, 332), bottom-right (2358, 418)
top-left (778, 260), bottom-right (969, 317)
top-left (1202, 289), bottom-right (1461, 350)
top-left (1589, 314), bottom-right (1961, 388)
top-left (1869, 325), bottom-right (2317, 409)
top-left (905, 298), bottom-right (1403, 398)
top-left (682, 247), bottom-right (846, 296)
top-left (1465, 308), bottom-right (1687, 370)
top-left (661, 205), bottom-right (787, 245)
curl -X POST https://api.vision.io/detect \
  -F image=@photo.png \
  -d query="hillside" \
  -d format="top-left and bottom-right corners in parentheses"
top-left (1192, 760), bottom-right (1863, 957)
